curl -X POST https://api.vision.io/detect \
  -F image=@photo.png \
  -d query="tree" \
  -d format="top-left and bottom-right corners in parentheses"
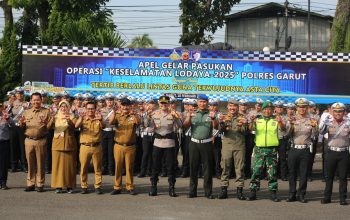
top-left (328, 0), bottom-right (350, 52)
top-left (128, 34), bottom-right (155, 48)
top-left (179, 0), bottom-right (240, 45)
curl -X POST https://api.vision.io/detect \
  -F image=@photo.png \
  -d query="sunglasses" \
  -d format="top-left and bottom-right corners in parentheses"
top-left (333, 110), bottom-right (344, 113)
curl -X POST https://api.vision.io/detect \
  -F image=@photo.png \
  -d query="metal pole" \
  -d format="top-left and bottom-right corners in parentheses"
top-left (285, 0), bottom-right (289, 51)
top-left (308, 0), bottom-right (311, 51)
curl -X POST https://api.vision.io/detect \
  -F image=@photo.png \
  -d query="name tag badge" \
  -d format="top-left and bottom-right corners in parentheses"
top-left (128, 117), bottom-right (134, 122)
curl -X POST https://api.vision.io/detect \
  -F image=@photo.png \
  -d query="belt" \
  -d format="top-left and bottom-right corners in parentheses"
top-left (142, 132), bottom-right (154, 136)
top-left (292, 144), bottom-right (309, 149)
top-left (329, 147), bottom-right (348, 152)
top-left (191, 137), bottom-right (212, 144)
top-left (81, 142), bottom-right (101, 147)
top-left (26, 136), bottom-right (46, 140)
top-left (115, 142), bottom-right (135, 147)
top-left (103, 128), bottom-right (114, 132)
top-left (154, 133), bottom-right (174, 139)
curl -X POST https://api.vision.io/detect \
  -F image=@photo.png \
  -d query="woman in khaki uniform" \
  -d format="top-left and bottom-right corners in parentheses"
top-left (50, 100), bottom-right (77, 193)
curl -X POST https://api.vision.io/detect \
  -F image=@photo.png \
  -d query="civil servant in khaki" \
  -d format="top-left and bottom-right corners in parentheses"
top-left (110, 97), bottom-right (141, 195)
top-left (75, 101), bottom-right (104, 194)
top-left (19, 92), bottom-right (51, 192)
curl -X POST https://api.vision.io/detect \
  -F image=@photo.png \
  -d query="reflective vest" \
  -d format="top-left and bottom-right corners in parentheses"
top-left (255, 117), bottom-right (279, 147)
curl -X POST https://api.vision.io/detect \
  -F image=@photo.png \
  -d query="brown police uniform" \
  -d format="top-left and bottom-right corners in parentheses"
top-left (111, 113), bottom-right (140, 191)
top-left (22, 107), bottom-right (51, 187)
top-left (79, 118), bottom-right (103, 189)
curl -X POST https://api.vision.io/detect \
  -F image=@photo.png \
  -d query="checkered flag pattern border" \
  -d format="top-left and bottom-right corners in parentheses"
top-left (23, 45), bottom-right (350, 62)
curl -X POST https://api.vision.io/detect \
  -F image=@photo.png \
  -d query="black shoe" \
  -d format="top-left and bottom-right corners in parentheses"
top-left (1, 185), bottom-right (9, 190)
top-left (169, 187), bottom-right (177, 197)
top-left (321, 198), bottom-right (331, 204)
top-left (102, 170), bottom-right (108, 175)
top-left (181, 171), bottom-right (189, 178)
top-left (308, 177), bottom-right (313, 182)
top-left (128, 189), bottom-right (137, 195)
top-left (236, 187), bottom-right (246, 200)
top-left (206, 194), bottom-right (215, 199)
top-left (110, 189), bottom-right (121, 195)
top-left (270, 191), bottom-right (280, 202)
top-left (24, 185), bottom-right (35, 192)
top-left (217, 187), bottom-right (228, 199)
top-left (298, 195), bottom-right (307, 203)
top-left (340, 200), bottom-right (348, 206)
top-left (137, 173), bottom-right (145, 178)
top-left (109, 172), bottom-right (114, 176)
top-left (95, 188), bottom-right (103, 195)
top-left (36, 187), bottom-right (44, 193)
top-left (67, 188), bottom-right (73, 194)
top-left (81, 188), bottom-right (88, 194)
top-left (286, 195), bottom-right (297, 202)
top-left (247, 191), bottom-right (257, 201)
top-left (46, 170), bottom-right (51, 174)
top-left (281, 177), bottom-right (288, 181)
top-left (161, 172), bottom-right (167, 177)
top-left (149, 184), bottom-right (157, 196)
top-left (55, 188), bottom-right (63, 194)
top-left (188, 192), bottom-right (197, 198)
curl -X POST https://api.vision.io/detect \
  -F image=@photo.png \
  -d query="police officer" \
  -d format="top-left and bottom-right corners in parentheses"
top-left (75, 101), bottom-right (104, 194)
top-left (217, 98), bottom-right (247, 200)
top-left (71, 93), bottom-right (83, 172)
top-left (307, 101), bottom-right (320, 181)
top-left (286, 98), bottom-right (317, 203)
top-left (96, 95), bottom-right (105, 111)
top-left (100, 93), bottom-right (116, 176)
top-left (183, 94), bottom-right (218, 199)
top-left (319, 102), bottom-right (349, 205)
top-left (134, 97), bottom-right (146, 173)
top-left (19, 92), bottom-right (51, 192)
top-left (247, 100), bottom-right (285, 202)
top-left (209, 98), bottom-right (223, 178)
top-left (110, 97), bottom-right (140, 195)
top-left (148, 95), bottom-right (182, 197)
top-left (274, 100), bottom-right (289, 181)
top-left (138, 97), bottom-right (156, 177)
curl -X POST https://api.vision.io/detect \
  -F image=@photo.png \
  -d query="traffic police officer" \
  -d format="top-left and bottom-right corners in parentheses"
top-left (183, 94), bottom-right (218, 199)
top-left (209, 98), bottom-right (223, 178)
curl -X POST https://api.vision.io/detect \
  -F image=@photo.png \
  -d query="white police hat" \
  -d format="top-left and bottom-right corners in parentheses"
top-left (116, 93), bottom-right (127, 100)
top-left (256, 98), bottom-right (264, 105)
top-left (96, 95), bottom-right (105, 101)
top-left (7, 90), bottom-right (15, 96)
top-left (331, 102), bottom-right (345, 110)
top-left (295, 98), bottom-right (309, 106)
top-left (15, 87), bottom-right (24, 94)
top-left (239, 99), bottom-right (248, 105)
top-left (104, 93), bottom-right (115, 99)
top-left (188, 98), bottom-right (197, 105)
top-left (286, 103), bottom-right (296, 109)
top-left (82, 93), bottom-right (93, 100)
top-left (182, 98), bottom-right (189, 104)
top-left (73, 93), bottom-right (83, 100)
top-left (137, 97), bottom-right (146, 104)
top-left (308, 101), bottom-right (316, 107)
top-left (169, 96), bottom-right (177, 104)
top-left (273, 100), bottom-right (284, 107)
top-left (208, 98), bottom-right (218, 105)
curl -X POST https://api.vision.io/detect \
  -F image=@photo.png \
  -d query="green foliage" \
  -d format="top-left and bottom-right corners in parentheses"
top-left (179, 0), bottom-right (240, 45)
top-left (128, 34), bottom-right (155, 48)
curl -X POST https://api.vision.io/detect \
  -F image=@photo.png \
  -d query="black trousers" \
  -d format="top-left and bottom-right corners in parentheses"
top-left (213, 137), bottom-right (222, 175)
top-left (162, 136), bottom-right (180, 174)
top-left (278, 138), bottom-right (288, 179)
top-left (151, 146), bottom-right (176, 185)
top-left (0, 140), bottom-right (10, 185)
top-left (189, 141), bottom-right (213, 196)
top-left (74, 130), bottom-right (81, 170)
top-left (324, 150), bottom-right (349, 200)
top-left (288, 147), bottom-right (310, 195)
top-left (134, 135), bottom-right (143, 172)
top-left (140, 135), bottom-right (154, 174)
top-left (101, 130), bottom-right (115, 173)
top-left (307, 139), bottom-right (317, 178)
top-left (245, 133), bottom-right (255, 177)
top-left (181, 135), bottom-right (191, 174)
top-left (46, 129), bottom-right (54, 172)
top-left (322, 139), bottom-right (329, 179)
top-left (10, 126), bottom-right (26, 169)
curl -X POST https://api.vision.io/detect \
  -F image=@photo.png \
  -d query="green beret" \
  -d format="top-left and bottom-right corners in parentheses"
top-left (262, 100), bottom-right (273, 110)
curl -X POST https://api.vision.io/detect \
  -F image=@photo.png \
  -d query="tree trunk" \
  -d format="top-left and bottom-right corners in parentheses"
top-left (0, 0), bottom-right (13, 27)
top-left (328, 0), bottom-right (350, 52)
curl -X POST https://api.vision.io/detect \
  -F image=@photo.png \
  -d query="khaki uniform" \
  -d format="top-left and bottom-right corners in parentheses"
top-left (221, 113), bottom-right (247, 188)
top-left (79, 118), bottom-right (103, 189)
top-left (22, 107), bottom-right (51, 187)
top-left (111, 113), bottom-right (140, 190)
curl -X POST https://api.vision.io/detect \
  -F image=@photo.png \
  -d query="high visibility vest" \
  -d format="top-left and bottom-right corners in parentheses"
top-left (255, 117), bottom-right (279, 147)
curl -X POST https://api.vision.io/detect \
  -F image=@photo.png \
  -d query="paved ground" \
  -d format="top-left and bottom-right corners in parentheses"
top-left (1, 158), bottom-right (350, 220)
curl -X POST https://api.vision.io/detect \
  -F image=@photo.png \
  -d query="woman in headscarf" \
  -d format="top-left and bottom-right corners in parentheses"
top-left (50, 100), bottom-right (77, 193)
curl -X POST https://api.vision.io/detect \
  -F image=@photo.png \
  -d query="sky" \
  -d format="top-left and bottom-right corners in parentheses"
top-left (0, 0), bottom-right (339, 48)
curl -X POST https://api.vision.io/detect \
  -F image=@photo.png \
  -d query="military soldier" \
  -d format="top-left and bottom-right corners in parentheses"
top-left (148, 95), bottom-right (182, 197)
top-left (75, 101), bottom-right (104, 194)
top-left (19, 92), bottom-right (51, 192)
top-left (247, 100), bottom-right (285, 202)
top-left (100, 93), bottom-right (116, 176)
top-left (217, 98), bottom-right (247, 200)
top-left (286, 98), bottom-right (317, 203)
top-left (209, 98), bottom-right (223, 178)
top-left (110, 98), bottom-right (140, 195)
top-left (274, 100), bottom-right (289, 181)
top-left (320, 102), bottom-right (350, 205)
top-left (138, 98), bottom-right (156, 177)
top-left (10, 87), bottom-right (27, 172)
top-left (183, 94), bottom-right (218, 199)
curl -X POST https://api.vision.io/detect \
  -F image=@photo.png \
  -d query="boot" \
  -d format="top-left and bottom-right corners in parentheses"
top-left (169, 185), bottom-right (177, 197)
top-left (149, 182), bottom-right (157, 196)
top-left (246, 190), bottom-right (256, 201)
top-left (217, 187), bottom-right (228, 199)
top-left (236, 187), bottom-right (246, 200)
top-left (270, 190), bottom-right (280, 202)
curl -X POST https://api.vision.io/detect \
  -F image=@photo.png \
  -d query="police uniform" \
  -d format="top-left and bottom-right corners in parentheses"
top-left (71, 93), bottom-right (83, 172)
top-left (247, 100), bottom-right (282, 202)
top-left (184, 94), bottom-right (217, 199)
top-left (148, 95), bottom-right (182, 197)
top-left (21, 103), bottom-right (51, 192)
top-left (209, 98), bottom-right (223, 178)
top-left (134, 97), bottom-right (146, 173)
top-left (307, 101), bottom-right (320, 181)
top-left (286, 98), bottom-right (317, 203)
top-left (320, 102), bottom-right (350, 205)
top-left (110, 98), bottom-right (140, 195)
top-left (100, 93), bottom-right (116, 175)
top-left (217, 98), bottom-right (247, 200)
top-left (77, 110), bottom-right (103, 194)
